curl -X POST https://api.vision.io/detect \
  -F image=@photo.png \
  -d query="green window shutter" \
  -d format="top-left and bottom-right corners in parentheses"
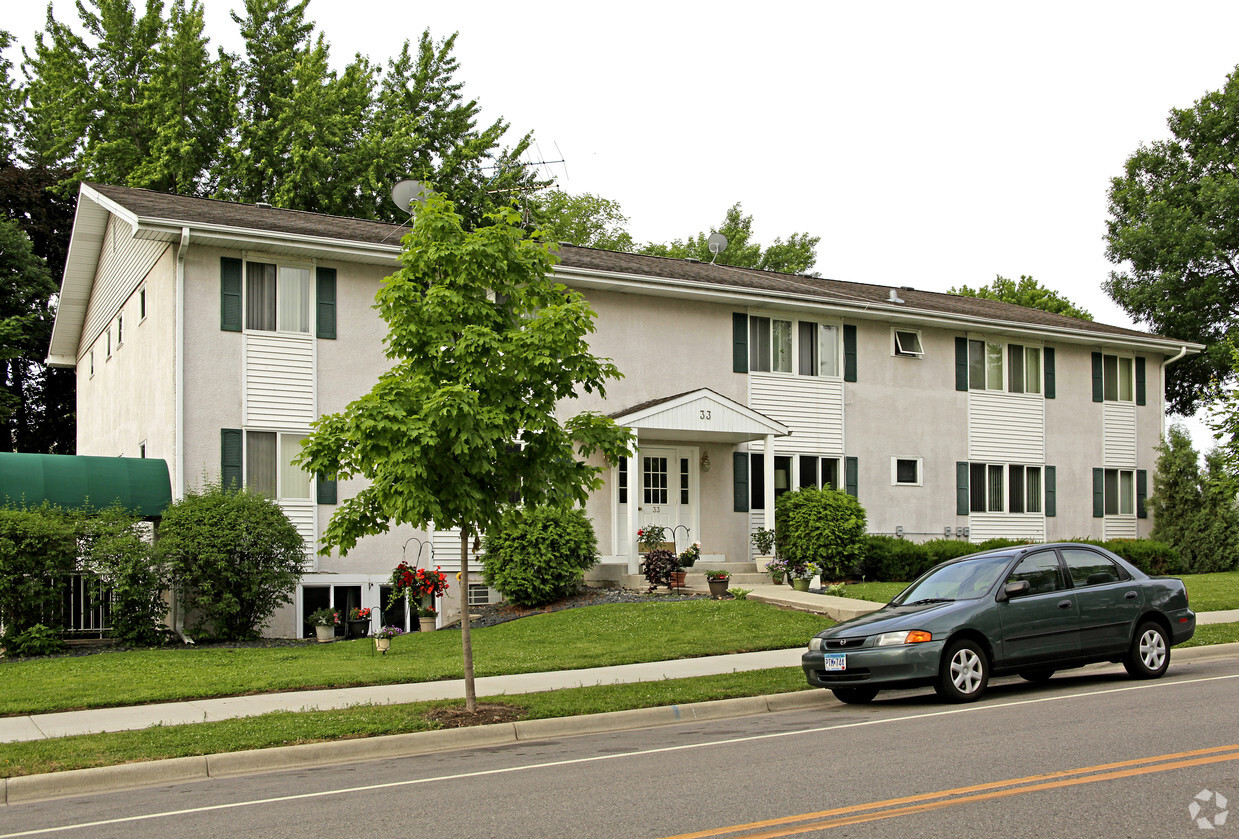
top-left (1044, 347), bottom-right (1055, 399)
top-left (1136, 469), bottom-right (1148, 519)
top-left (220, 257), bottom-right (242, 332)
top-left (1091, 352), bottom-right (1103, 403)
top-left (843, 325), bottom-right (857, 382)
top-left (1045, 465), bottom-right (1056, 517)
top-left (316, 267), bottom-right (337, 339)
top-left (1092, 468), bottom-right (1104, 518)
top-left (845, 456), bottom-right (859, 498)
top-left (221, 428), bottom-right (242, 490)
top-left (1135, 357), bottom-right (1146, 406)
top-left (316, 472), bottom-right (337, 505)
top-left (733, 451), bottom-right (750, 512)
top-left (732, 313), bottom-right (748, 373)
top-left (955, 337), bottom-right (969, 391)
top-left (956, 462), bottom-right (970, 515)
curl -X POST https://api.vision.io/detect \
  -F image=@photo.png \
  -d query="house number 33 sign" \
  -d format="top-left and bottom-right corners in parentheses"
top-left (699, 410), bottom-right (712, 420)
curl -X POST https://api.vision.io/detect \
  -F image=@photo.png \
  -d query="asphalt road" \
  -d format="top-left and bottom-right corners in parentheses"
top-left (4, 651), bottom-right (1238, 838)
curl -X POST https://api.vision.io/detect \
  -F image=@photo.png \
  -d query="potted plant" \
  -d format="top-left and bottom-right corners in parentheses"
top-left (637, 524), bottom-right (669, 554)
top-left (764, 556), bottom-right (788, 585)
top-left (307, 607), bottom-right (339, 643)
top-left (752, 527), bottom-right (776, 576)
top-left (373, 625), bottom-right (403, 653)
top-left (640, 548), bottom-right (680, 592)
top-left (789, 563), bottom-right (813, 592)
top-left (704, 568), bottom-right (732, 598)
top-left (346, 606), bottom-right (371, 638)
top-left (417, 606), bottom-right (437, 633)
top-left (673, 541), bottom-right (700, 587)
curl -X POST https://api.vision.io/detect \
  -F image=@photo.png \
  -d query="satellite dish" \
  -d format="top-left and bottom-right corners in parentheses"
top-left (390, 179), bottom-right (428, 213)
top-left (707, 232), bottom-right (728, 263)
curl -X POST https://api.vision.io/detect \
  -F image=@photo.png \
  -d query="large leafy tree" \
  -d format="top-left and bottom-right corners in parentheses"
top-left (0, 30), bottom-right (21, 164)
top-left (1104, 65), bottom-right (1239, 415)
top-left (950, 275), bottom-right (1093, 321)
top-left (129, 0), bottom-right (234, 195)
top-left (640, 202), bottom-right (820, 275)
top-left (298, 192), bottom-right (631, 710)
top-left (533, 189), bottom-right (635, 251)
top-left (1149, 424), bottom-right (1239, 573)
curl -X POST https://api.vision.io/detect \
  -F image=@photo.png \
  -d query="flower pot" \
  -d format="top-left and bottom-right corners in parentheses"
top-left (670, 570), bottom-right (687, 588)
top-left (347, 619), bottom-right (369, 639)
top-left (770, 572), bottom-right (785, 585)
top-left (418, 617), bottom-right (437, 633)
top-left (791, 578), bottom-right (810, 592)
top-left (314, 624), bottom-right (335, 643)
top-left (374, 637), bottom-right (391, 653)
top-left (707, 578), bottom-right (730, 598)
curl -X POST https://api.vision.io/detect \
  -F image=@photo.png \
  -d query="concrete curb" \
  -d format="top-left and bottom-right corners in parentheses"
top-left (0, 690), bottom-right (832, 805)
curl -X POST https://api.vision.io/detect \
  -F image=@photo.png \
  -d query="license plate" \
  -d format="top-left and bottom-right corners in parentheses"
top-left (822, 653), bottom-right (846, 671)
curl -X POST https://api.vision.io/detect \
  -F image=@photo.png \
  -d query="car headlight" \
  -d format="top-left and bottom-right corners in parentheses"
top-left (808, 637), bottom-right (825, 651)
top-left (875, 630), bottom-right (933, 646)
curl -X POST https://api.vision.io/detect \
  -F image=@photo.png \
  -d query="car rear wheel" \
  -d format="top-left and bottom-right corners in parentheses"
top-left (935, 639), bottom-right (989, 702)
top-left (1018, 669), bottom-right (1055, 682)
top-left (1124, 620), bottom-right (1170, 679)
top-left (832, 687), bottom-right (879, 704)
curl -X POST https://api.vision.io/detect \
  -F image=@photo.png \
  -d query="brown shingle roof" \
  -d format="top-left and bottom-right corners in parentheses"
top-left (87, 183), bottom-right (1173, 344)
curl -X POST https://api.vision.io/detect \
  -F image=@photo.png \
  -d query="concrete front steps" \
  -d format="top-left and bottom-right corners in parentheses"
top-left (619, 560), bottom-right (774, 591)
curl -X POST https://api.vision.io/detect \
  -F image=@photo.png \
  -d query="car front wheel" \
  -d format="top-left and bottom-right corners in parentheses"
top-left (935, 639), bottom-right (989, 702)
top-left (832, 687), bottom-right (879, 704)
top-left (1124, 620), bottom-right (1170, 679)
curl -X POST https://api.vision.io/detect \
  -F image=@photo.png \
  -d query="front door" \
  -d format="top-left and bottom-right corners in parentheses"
top-left (633, 446), bottom-right (698, 553)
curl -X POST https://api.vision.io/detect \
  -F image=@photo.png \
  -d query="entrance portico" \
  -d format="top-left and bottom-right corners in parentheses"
top-left (607, 388), bottom-right (790, 573)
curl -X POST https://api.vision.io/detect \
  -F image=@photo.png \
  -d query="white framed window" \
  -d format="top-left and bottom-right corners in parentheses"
top-left (1007, 465), bottom-right (1042, 513)
top-left (89, 350), bottom-right (94, 377)
top-left (468, 584), bottom-right (498, 606)
top-left (139, 286), bottom-right (147, 321)
top-left (105, 327), bottom-right (112, 358)
top-left (139, 441), bottom-right (147, 459)
top-left (1102, 355), bottom-right (1134, 402)
top-left (969, 338), bottom-right (1042, 393)
top-left (891, 457), bottom-right (922, 486)
top-left (245, 430), bottom-right (311, 500)
top-left (751, 453), bottom-right (842, 510)
top-left (245, 260), bottom-right (311, 333)
top-left (969, 462), bottom-right (1044, 513)
top-left (1104, 468), bottom-right (1135, 515)
top-left (116, 313), bottom-right (124, 347)
top-left (750, 315), bottom-right (840, 377)
top-left (892, 329), bottom-right (924, 358)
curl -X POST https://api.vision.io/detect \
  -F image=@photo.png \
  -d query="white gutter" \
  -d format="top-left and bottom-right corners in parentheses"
top-left (1160, 345), bottom-right (1190, 438)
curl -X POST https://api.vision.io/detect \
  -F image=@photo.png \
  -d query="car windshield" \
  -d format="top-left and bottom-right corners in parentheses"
top-left (891, 554), bottom-right (1013, 605)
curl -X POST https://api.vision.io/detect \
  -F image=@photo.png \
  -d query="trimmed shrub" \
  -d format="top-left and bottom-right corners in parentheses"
top-left (921, 538), bottom-right (981, 566)
top-left (775, 487), bottom-right (868, 581)
top-left (1096, 539), bottom-right (1183, 575)
top-left (80, 507), bottom-right (168, 646)
top-left (859, 535), bottom-right (934, 582)
top-left (157, 482), bottom-right (305, 640)
top-left (0, 506), bottom-right (77, 643)
top-left (481, 505), bottom-right (600, 606)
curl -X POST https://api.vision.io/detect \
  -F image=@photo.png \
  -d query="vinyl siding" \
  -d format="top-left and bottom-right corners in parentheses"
top-left (1103, 402), bottom-right (1138, 467)
top-left (968, 513), bottom-right (1046, 542)
top-left (244, 332), bottom-right (315, 428)
top-left (968, 391), bottom-right (1044, 462)
top-left (749, 373), bottom-right (844, 453)
top-left (80, 216), bottom-right (169, 352)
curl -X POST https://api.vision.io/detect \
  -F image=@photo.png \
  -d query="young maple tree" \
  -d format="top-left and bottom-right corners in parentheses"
top-left (297, 192), bottom-right (631, 709)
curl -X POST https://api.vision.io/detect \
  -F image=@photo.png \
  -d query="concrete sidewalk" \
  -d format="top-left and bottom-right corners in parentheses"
top-left (1, 588), bottom-right (1234, 746)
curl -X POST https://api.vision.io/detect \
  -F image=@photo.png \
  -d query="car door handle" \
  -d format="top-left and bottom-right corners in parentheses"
top-left (1058, 600), bottom-right (1073, 609)
top-left (1124, 591), bottom-right (1138, 600)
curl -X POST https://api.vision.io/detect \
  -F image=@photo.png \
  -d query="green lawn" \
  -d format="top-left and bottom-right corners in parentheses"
top-left (0, 599), bottom-right (832, 716)
top-left (843, 571), bottom-right (1239, 612)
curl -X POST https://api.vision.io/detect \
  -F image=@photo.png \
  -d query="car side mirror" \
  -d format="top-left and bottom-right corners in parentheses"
top-left (1001, 580), bottom-right (1030, 600)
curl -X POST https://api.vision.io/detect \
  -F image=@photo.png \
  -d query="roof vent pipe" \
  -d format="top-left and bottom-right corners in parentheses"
top-left (255, 202), bottom-right (272, 209)
top-left (888, 288), bottom-right (905, 304)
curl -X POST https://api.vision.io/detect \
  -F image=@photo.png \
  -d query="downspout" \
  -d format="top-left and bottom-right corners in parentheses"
top-left (172, 226), bottom-right (193, 645)
top-left (1160, 345), bottom-right (1189, 439)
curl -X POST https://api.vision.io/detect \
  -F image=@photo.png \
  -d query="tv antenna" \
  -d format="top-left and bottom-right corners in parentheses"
top-left (390, 179), bottom-right (429, 214)
top-left (707, 232), bottom-right (728, 264)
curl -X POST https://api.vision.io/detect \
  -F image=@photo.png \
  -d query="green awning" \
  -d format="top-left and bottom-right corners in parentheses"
top-left (0, 452), bottom-right (172, 518)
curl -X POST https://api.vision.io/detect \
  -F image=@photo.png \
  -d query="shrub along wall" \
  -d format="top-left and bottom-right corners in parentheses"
top-left (854, 535), bottom-right (1182, 582)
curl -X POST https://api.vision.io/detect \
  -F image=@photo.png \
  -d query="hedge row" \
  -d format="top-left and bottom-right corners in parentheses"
top-left (855, 536), bottom-right (1182, 582)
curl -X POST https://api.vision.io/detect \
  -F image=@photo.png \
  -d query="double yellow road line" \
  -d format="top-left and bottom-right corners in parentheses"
top-left (664, 744), bottom-right (1239, 838)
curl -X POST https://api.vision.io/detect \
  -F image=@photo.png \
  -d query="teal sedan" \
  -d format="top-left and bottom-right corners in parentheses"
top-left (802, 543), bottom-right (1195, 704)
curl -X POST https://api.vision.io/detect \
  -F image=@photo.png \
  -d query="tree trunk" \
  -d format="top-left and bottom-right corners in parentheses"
top-left (459, 527), bottom-right (477, 711)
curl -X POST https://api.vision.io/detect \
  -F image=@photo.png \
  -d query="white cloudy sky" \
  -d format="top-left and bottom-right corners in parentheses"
top-left (6, 0), bottom-right (1239, 423)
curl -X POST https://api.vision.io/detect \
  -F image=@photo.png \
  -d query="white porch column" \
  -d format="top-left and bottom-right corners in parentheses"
top-left (627, 431), bottom-right (640, 575)
top-left (763, 433), bottom-right (775, 531)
